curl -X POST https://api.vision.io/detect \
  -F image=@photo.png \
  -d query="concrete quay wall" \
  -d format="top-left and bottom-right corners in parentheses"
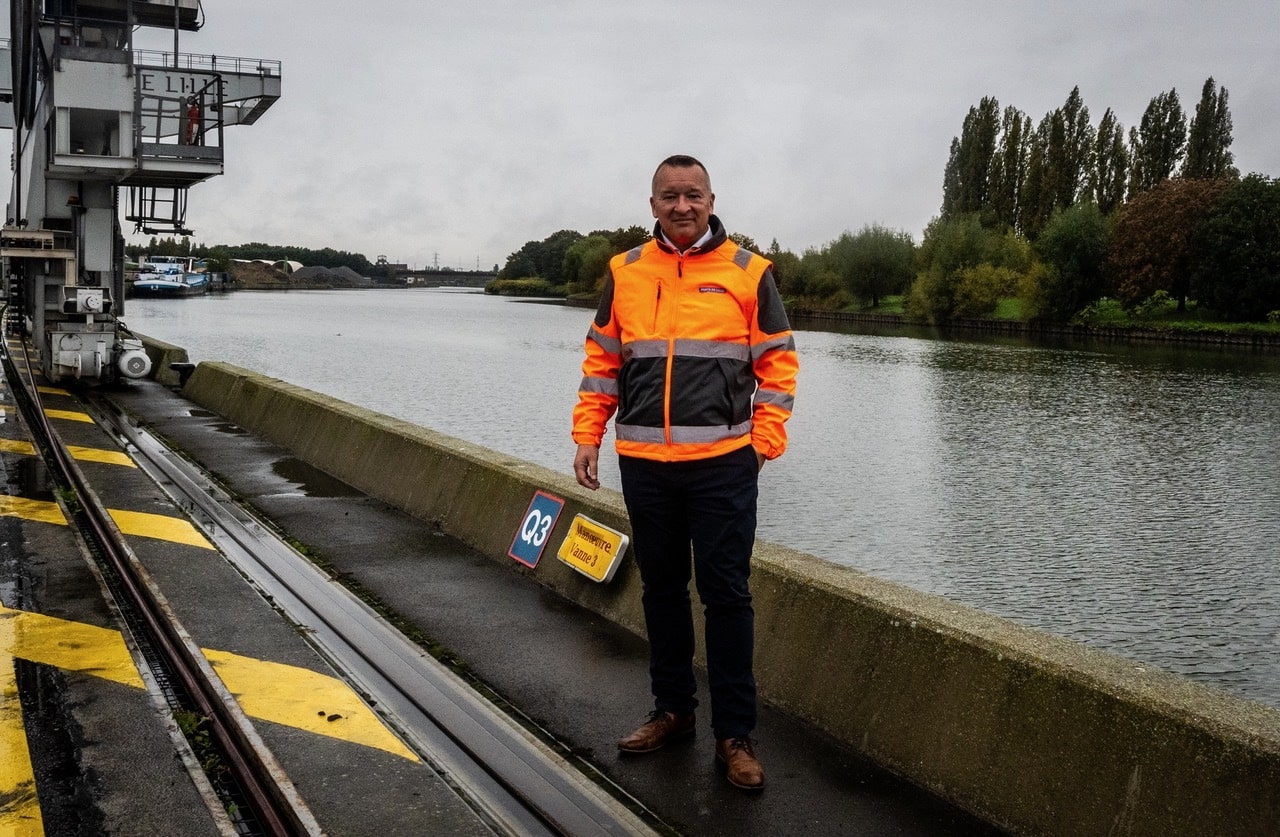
top-left (137, 335), bottom-right (192, 388)
top-left (177, 360), bottom-right (1280, 836)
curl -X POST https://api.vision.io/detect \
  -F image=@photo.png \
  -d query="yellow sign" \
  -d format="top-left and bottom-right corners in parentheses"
top-left (556, 514), bottom-right (629, 583)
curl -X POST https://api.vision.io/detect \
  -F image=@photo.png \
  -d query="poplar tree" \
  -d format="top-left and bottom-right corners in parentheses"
top-left (989, 106), bottom-right (1031, 230)
top-left (1183, 77), bottom-right (1236, 180)
top-left (940, 96), bottom-right (1000, 218)
top-left (1056, 86), bottom-right (1095, 210)
top-left (1127, 89), bottom-right (1186, 195)
top-left (1042, 109), bottom-right (1068, 213)
top-left (1018, 116), bottom-right (1053, 239)
top-left (941, 136), bottom-right (963, 218)
top-left (1026, 89), bottom-right (1095, 227)
top-left (1091, 108), bottom-right (1129, 212)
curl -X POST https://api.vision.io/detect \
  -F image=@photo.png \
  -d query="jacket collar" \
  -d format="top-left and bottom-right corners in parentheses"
top-left (653, 214), bottom-right (727, 256)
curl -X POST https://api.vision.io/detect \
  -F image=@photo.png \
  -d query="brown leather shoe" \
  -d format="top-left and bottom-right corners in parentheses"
top-left (716, 736), bottom-right (765, 790)
top-left (617, 710), bottom-right (695, 753)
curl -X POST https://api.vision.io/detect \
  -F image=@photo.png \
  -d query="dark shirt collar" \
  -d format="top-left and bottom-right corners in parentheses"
top-left (653, 215), bottom-right (727, 255)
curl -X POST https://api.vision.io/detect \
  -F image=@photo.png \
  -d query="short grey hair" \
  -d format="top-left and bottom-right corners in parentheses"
top-left (652, 155), bottom-right (711, 192)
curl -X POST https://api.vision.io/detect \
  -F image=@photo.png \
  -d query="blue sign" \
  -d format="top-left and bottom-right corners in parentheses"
top-left (508, 490), bottom-right (565, 569)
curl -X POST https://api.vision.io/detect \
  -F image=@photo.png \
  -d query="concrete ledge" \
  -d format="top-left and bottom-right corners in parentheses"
top-left (180, 361), bottom-right (1280, 836)
top-left (137, 335), bottom-right (191, 388)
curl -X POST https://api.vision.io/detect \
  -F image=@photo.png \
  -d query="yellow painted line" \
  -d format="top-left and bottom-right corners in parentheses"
top-left (65, 446), bottom-right (135, 468)
top-left (0, 439), bottom-right (38, 456)
top-left (107, 509), bottom-right (213, 550)
top-left (36, 386), bottom-right (68, 397)
top-left (0, 496), bottom-right (67, 526)
top-left (0, 438), bottom-right (134, 468)
top-left (0, 606), bottom-right (417, 763)
top-left (204, 649), bottom-right (418, 761)
top-left (1, 605), bottom-right (144, 689)
top-left (42, 409), bottom-right (94, 424)
top-left (1, 614), bottom-right (46, 835)
top-left (0, 497), bottom-right (210, 550)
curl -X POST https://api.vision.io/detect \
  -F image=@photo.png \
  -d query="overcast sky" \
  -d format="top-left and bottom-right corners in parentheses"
top-left (11, 1), bottom-right (1280, 269)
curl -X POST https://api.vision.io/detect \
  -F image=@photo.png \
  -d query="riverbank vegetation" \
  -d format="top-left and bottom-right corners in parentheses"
top-left (491, 78), bottom-right (1280, 336)
top-left (125, 241), bottom-right (382, 279)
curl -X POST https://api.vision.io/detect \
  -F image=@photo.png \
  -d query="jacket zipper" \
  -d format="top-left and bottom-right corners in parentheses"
top-left (662, 255), bottom-right (685, 446)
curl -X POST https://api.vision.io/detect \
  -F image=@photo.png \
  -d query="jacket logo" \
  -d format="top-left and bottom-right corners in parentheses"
top-left (699, 286), bottom-right (727, 294)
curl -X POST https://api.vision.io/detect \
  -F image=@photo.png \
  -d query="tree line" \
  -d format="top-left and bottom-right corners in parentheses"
top-left (941, 79), bottom-right (1235, 237)
top-left (923, 77), bottom-right (1276, 323)
top-left (127, 238), bottom-right (378, 276)
top-left (497, 76), bottom-right (1280, 326)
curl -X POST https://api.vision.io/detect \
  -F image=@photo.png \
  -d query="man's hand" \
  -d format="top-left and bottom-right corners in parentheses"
top-left (574, 443), bottom-right (601, 490)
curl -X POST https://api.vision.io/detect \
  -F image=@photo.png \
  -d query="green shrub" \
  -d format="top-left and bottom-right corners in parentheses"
top-left (953, 264), bottom-right (1017, 317)
top-left (1073, 297), bottom-right (1128, 326)
top-left (483, 277), bottom-right (563, 297)
top-left (1134, 289), bottom-right (1176, 319)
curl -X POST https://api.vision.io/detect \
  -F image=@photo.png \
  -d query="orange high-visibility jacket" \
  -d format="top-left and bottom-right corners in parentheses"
top-left (572, 217), bottom-right (798, 463)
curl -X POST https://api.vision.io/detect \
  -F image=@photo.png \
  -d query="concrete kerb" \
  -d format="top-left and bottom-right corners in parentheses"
top-left (137, 334), bottom-right (191, 388)
top-left (176, 360), bottom-right (1280, 836)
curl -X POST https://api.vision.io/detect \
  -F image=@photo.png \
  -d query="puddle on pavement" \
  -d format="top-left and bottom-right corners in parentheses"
top-left (10, 456), bottom-right (56, 502)
top-left (271, 457), bottom-right (362, 498)
top-left (191, 406), bottom-right (248, 435)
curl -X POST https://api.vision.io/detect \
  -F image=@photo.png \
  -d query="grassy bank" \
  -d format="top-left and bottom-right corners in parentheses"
top-left (820, 293), bottom-right (1280, 342)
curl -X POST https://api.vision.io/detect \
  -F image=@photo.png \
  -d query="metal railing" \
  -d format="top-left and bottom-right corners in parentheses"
top-left (0, 39), bottom-right (281, 78)
top-left (132, 48), bottom-right (281, 77)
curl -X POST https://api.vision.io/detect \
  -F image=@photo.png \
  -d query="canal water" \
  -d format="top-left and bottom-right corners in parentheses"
top-left (123, 289), bottom-right (1280, 709)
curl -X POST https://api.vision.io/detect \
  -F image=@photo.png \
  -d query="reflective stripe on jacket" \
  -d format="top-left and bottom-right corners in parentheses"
top-left (572, 216), bottom-right (798, 463)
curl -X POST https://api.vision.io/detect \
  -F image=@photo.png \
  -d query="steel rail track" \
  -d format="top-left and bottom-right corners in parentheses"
top-left (1, 340), bottom-right (322, 836)
top-left (86, 393), bottom-right (659, 837)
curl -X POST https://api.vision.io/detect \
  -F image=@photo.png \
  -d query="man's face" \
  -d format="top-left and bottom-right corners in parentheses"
top-left (650, 165), bottom-right (715, 249)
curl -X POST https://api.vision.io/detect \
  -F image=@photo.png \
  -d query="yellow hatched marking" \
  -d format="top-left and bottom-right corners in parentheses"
top-left (42, 409), bottom-right (94, 424)
top-left (36, 386), bottom-right (69, 397)
top-left (107, 509), bottom-right (213, 550)
top-left (66, 446), bottom-right (135, 468)
top-left (0, 606), bottom-right (417, 763)
top-left (1, 606), bottom-right (144, 689)
top-left (0, 496), bottom-right (67, 526)
top-left (0, 439), bottom-right (38, 456)
top-left (0, 497), bottom-right (210, 550)
top-left (1, 611), bottom-right (47, 836)
top-left (0, 438), bottom-right (133, 468)
top-left (204, 649), bottom-right (418, 761)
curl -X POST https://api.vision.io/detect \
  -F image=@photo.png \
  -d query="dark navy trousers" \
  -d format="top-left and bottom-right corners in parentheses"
top-left (618, 445), bottom-right (759, 740)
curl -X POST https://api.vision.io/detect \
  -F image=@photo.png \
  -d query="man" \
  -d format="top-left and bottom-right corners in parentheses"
top-left (184, 96), bottom-right (202, 145)
top-left (571, 155), bottom-right (798, 791)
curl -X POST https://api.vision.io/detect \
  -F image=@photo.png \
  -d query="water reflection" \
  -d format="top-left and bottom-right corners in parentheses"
top-left (125, 290), bottom-right (1280, 708)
